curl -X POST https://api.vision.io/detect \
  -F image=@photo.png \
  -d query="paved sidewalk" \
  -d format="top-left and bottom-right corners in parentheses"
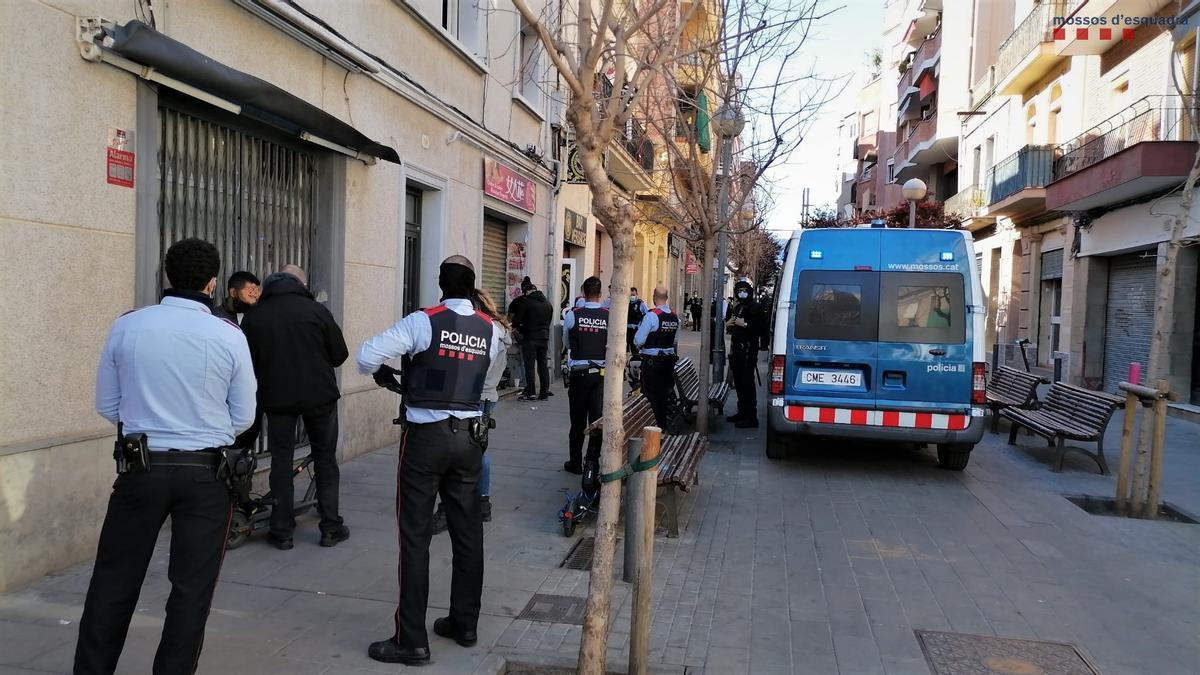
top-left (2, 332), bottom-right (1199, 674)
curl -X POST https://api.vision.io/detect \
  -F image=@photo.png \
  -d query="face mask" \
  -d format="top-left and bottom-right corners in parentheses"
top-left (630, 294), bottom-right (637, 301)
top-left (737, 291), bottom-right (749, 300)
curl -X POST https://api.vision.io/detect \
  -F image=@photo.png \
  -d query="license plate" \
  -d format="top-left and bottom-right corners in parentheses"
top-left (800, 369), bottom-right (862, 388)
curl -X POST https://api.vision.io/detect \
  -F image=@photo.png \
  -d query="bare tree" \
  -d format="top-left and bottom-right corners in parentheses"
top-left (637, 0), bottom-right (843, 433)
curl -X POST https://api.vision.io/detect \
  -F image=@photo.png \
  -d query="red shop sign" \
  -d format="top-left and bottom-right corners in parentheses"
top-left (483, 158), bottom-right (536, 213)
top-left (107, 147), bottom-right (135, 188)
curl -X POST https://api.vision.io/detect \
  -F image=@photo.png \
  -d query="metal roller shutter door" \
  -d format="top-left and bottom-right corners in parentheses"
top-left (1103, 252), bottom-right (1156, 392)
top-left (482, 218), bottom-right (509, 309)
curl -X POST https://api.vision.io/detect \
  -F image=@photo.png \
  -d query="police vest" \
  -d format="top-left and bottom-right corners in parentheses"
top-left (644, 308), bottom-right (679, 350)
top-left (406, 305), bottom-right (493, 412)
top-left (628, 299), bottom-right (646, 327)
top-left (569, 306), bottom-right (609, 361)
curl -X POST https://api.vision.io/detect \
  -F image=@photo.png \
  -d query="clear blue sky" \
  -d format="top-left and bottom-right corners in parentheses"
top-left (763, 0), bottom-right (883, 236)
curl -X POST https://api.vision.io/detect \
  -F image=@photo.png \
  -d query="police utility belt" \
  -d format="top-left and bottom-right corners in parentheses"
top-left (114, 422), bottom-right (257, 502)
top-left (409, 414), bottom-right (496, 451)
top-left (569, 363), bottom-right (605, 376)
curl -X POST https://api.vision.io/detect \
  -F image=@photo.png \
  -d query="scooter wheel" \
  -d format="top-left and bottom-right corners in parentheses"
top-left (226, 511), bottom-right (251, 550)
top-left (562, 499), bottom-right (577, 537)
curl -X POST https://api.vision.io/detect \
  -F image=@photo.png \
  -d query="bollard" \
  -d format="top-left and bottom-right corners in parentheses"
top-left (1053, 356), bottom-right (1062, 383)
top-left (991, 343), bottom-right (1000, 372)
top-left (1115, 387), bottom-right (1138, 515)
top-left (622, 437), bottom-right (645, 584)
top-left (629, 427), bottom-right (661, 675)
top-left (1144, 380), bottom-right (1170, 519)
top-left (1128, 362), bottom-right (1141, 385)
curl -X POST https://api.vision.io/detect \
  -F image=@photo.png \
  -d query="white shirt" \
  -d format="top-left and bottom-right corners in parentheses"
top-left (356, 298), bottom-right (503, 423)
top-left (634, 304), bottom-right (677, 355)
top-left (95, 295), bottom-right (258, 451)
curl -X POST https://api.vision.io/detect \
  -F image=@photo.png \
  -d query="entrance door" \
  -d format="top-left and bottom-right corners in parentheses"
top-left (1103, 252), bottom-right (1156, 392)
top-left (482, 218), bottom-right (508, 309)
top-left (1037, 249), bottom-right (1064, 368)
top-left (403, 189), bottom-right (422, 315)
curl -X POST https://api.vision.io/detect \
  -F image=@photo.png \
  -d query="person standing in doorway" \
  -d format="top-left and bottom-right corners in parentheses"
top-left (634, 286), bottom-right (681, 431)
top-left (511, 278), bottom-right (553, 401)
top-left (240, 265), bottom-right (350, 550)
top-left (726, 279), bottom-right (768, 428)
top-left (213, 271), bottom-right (260, 325)
top-left (75, 238), bottom-right (257, 675)
top-left (358, 256), bottom-right (499, 666)
top-left (562, 276), bottom-right (608, 479)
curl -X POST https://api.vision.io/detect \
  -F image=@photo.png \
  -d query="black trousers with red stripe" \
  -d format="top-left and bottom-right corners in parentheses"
top-left (74, 464), bottom-right (231, 675)
top-left (394, 418), bottom-right (484, 648)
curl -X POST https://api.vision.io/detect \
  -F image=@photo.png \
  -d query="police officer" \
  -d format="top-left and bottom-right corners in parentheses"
top-left (75, 238), bottom-right (257, 675)
top-left (626, 286), bottom-right (649, 354)
top-left (562, 276), bottom-right (608, 481)
top-left (726, 279), bottom-right (768, 428)
top-left (634, 286), bottom-right (681, 431)
top-left (357, 256), bottom-right (500, 666)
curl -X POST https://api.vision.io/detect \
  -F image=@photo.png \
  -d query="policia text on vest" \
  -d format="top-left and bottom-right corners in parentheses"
top-left (634, 287), bottom-right (681, 432)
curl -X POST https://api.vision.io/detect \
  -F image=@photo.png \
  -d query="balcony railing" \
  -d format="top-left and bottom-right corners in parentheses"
top-left (985, 145), bottom-right (1055, 205)
top-left (994, 1), bottom-right (1077, 87)
top-left (898, 27), bottom-right (941, 102)
top-left (945, 184), bottom-right (987, 218)
top-left (1054, 95), bottom-right (1200, 181)
top-left (969, 65), bottom-right (995, 109)
top-left (615, 118), bottom-right (656, 173)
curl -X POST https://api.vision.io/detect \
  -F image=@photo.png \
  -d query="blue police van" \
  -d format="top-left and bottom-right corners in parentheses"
top-left (764, 226), bottom-right (987, 470)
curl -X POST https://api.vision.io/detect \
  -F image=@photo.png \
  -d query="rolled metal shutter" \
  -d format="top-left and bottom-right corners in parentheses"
top-left (482, 218), bottom-right (508, 308)
top-left (1103, 251), bottom-right (1156, 392)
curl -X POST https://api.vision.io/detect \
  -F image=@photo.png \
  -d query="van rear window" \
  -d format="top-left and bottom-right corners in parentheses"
top-left (793, 270), bottom-right (965, 343)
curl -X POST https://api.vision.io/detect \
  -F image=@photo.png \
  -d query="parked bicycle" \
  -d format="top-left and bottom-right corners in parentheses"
top-left (226, 451), bottom-right (318, 549)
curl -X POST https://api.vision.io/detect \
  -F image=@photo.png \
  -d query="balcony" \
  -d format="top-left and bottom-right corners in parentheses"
top-left (894, 113), bottom-right (955, 182)
top-left (995, 0), bottom-right (1079, 96)
top-left (984, 145), bottom-right (1056, 219)
top-left (609, 118), bottom-right (657, 192)
top-left (902, 0), bottom-right (942, 48)
top-left (1054, 0), bottom-right (1175, 56)
top-left (969, 65), bottom-right (996, 111)
top-left (897, 28), bottom-right (941, 123)
top-left (856, 133), bottom-right (878, 162)
top-left (1048, 96), bottom-right (1199, 211)
top-left (945, 184), bottom-right (993, 230)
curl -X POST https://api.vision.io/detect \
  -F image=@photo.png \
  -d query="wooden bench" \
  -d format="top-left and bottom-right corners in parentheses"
top-left (985, 365), bottom-right (1046, 432)
top-left (655, 432), bottom-right (708, 537)
top-left (673, 358), bottom-right (734, 425)
top-left (584, 388), bottom-right (709, 538)
top-left (1001, 382), bottom-right (1124, 474)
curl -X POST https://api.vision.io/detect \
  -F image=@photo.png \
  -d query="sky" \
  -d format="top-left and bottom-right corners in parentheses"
top-left (760, 0), bottom-right (884, 237)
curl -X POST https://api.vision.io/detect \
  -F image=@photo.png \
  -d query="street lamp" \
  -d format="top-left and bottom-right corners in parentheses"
top-left (711, 104), bottom-right (745, 383)
top-left (902, 178), bottom-right (928, 229)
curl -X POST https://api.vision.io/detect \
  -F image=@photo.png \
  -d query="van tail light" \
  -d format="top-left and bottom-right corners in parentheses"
top-left (972, 362), bottom-right (987, 405)
top-left (770, 356), bottom-right (786, 395)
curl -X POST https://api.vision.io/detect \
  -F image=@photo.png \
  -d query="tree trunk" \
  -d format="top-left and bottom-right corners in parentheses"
top-left (572, 107), bottom-right (633, 675)
top-left (695, 235), bottom-right (717, 435)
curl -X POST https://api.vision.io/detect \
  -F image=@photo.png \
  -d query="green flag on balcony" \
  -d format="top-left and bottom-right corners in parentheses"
top-left (696, 91), bottom-right (711, 153)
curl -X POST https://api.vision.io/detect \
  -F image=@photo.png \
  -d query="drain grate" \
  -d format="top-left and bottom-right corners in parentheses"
top-left (561, 536), bottom-right (596, 570)
top-left (516, 593), bottom-right (588, 625)
top-left (916, 630), bottom-right (1101, 675)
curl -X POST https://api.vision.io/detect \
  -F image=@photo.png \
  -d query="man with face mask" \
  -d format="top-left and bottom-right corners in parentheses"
top-left (357, 255), bottom-right (500, 666)
top-left (213, 271), bottom-right (260, 325)
top-left (725, 279), bottom-right (767, 428)
top-left (626, 287), bottom-right (649, 355)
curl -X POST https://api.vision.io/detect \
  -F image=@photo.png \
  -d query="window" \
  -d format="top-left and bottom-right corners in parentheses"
top-left (518, 22), bottom-right (541, 103)
top-left (794, 271), bottom-right (879, 341)
top-left (886, 159), bottom-right (895, 183)
top-left (810, 284), bottom-right (864, 327)
top-left (896, 286), bottom-right (953, 328)
top-left (879, 272), bottom-right (965, 344)
top-left (971, 145), bottom-right (981, 186)
top-left (409, 0), bottom-right (482, 56)
top-left (676, 88), bottom-right (698, 139)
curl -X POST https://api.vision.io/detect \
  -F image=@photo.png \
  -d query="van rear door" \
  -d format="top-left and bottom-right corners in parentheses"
top-left (875, 268), bottom-right (972, 415)
top-left (786, 230), bottom-right (879, 409)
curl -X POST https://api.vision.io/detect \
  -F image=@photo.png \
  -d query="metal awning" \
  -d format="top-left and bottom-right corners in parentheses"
top-left (86, 20), bottom-right (399, 164)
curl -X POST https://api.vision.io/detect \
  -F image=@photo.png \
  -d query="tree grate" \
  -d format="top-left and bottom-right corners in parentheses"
top-left (561, 536), bottom-right (596, 570)
top-left (515, 593), bottom-right (588, 625)
top-left (916, 630), bottom-right (1101, 675)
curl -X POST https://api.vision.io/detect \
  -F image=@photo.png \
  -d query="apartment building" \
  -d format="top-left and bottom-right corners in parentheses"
top-left (0, 0), bottom-right (564, 590)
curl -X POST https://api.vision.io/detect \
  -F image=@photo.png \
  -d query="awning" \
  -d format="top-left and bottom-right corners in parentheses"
top-left (102, 20), bottom-right (399, 164)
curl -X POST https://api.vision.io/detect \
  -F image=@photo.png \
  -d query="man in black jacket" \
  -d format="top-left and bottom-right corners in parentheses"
top-left (241, 265), bottom-right (351, 549)
top-left (726, 279), bottom-right (768, 428)
top-left (512, 279), bottom-right (554, 401)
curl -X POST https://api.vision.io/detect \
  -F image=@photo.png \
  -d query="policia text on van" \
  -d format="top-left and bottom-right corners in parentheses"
top-left (764, 227), bottom-right (987, 470)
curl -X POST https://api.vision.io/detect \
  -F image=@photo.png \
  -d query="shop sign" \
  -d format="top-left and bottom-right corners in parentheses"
top-left (685, 249), bottom-right (699, 275)
top-left (484, 158), bottom-right (536, 213)
top-left (669, 234), bottom-right (683, 258)
top-left (564, 209), bottom-right (588, 247)
top-left (106, 127), bottom-right (135, 188)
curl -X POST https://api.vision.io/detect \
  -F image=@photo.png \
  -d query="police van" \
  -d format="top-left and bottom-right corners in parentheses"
top-left (764, 226), bottom-right (987, 469)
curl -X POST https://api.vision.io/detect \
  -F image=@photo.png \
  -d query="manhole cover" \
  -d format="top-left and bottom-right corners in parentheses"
top-left (915, 631), bottom-right (1101, 675)
top-left (561, 536), bottom-right (595, 570)
top-left (516, 593), bottom-right (588, 625)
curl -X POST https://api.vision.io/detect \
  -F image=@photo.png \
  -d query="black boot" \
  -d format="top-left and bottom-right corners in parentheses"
top-left (367, 638), bottom-right (430, 665)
